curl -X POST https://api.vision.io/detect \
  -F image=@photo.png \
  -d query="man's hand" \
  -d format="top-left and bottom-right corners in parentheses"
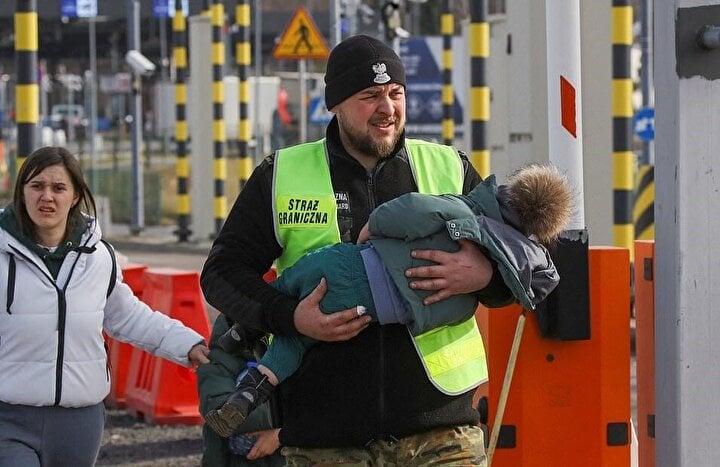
top-left (294, 277), bottom-right (372, 341)
top-left (246, 428), bottom-right (281, 460)
top-left (405, 239), bottom-right (493, 305)
top-left (357, 222), bottom-right (372, 244)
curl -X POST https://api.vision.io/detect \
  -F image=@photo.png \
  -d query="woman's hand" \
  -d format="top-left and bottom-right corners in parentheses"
top-left (187, 343), bottom-right (210, 367)
top-left (246, 428), bottom-right (281, 460)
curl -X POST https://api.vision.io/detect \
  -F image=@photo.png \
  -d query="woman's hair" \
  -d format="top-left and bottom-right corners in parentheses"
top-left (13, 146), bottom-right (96, 239)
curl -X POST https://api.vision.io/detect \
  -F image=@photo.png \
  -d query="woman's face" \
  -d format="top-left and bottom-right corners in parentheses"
top-left (23, 164), bottom-right (78, 243)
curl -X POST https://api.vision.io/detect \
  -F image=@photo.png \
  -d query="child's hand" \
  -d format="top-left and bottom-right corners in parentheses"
top-left (245, 428), bottom-right (281, 460)
top-left (357, 222), bottom-right (372, 244)
top-left (188, 343), bottom-right (210, 367)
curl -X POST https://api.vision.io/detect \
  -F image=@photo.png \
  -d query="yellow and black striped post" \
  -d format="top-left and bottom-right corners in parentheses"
top-left (173, 0), bottom-right (191, 241)
top-left (441, 0), bottom-right (454, 146)
top-left (611, 0), bottom-right (635, 255)
top-left (211, 0), bottom-right (227, 236)
top-left (236, 0), bottom-right (252, 190)
top-left (14, 0), bottom-right (38, 171)
top-left (634, 164), bottom-right (654, 240)
top-left (469, 0), bottom-right (490, 178)
top-left (202, 0), bottom-right (211, 17)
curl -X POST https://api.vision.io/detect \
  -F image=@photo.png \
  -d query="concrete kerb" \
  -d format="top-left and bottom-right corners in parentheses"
top-left (104, 223), bottom-right (212, 255)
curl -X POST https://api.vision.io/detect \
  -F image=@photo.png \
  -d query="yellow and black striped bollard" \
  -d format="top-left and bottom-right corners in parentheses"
top-left (173, 0), bottom-right (192, 241)
top-left (15, 0), bottom-right (38, 172)
top-left (441, 0), bottom-right (454, 146)
top-left (469, 0), bottom-right (490, 178)
top-left (236, 0), bottom-right (252, 190)
top-left (211, 0), bottom-right (227, 236)
top-left (611, 0), bottom-right (635, 256)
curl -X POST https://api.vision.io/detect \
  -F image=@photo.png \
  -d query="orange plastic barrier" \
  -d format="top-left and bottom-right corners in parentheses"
top-left (124, 268), bottom-right (211, 425)
top-left (634, 240), bottom-right (655, 467)
top-left (105, 263), bottom-right (148, 409)
top-left (475, 247), bottom-right (631, 466)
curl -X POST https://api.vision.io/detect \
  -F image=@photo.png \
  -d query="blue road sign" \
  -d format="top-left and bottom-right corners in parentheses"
top-left (399, 38), bottom-right (464, 138)
top-left (153, 0), bottom-right (189, 18)
top-left (61, 0), bottom-right (97, 18)
top-left (309, 97), bottom-right (333, 125)
top-left (634, 107), bottom-right (655, 142)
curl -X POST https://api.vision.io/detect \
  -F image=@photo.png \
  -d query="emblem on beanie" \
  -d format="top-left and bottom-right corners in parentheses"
top-left (372, 62), bottom-right (391, 84)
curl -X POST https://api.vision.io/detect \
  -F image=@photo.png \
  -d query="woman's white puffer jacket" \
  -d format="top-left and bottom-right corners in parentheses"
top-left (0, 219), bottom-right (204, 408)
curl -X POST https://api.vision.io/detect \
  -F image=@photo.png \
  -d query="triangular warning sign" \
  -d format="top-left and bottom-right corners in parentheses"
top-left (272, 7), bottom-right (330, 60)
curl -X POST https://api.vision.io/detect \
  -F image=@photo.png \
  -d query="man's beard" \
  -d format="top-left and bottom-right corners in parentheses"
top-left (338, 118), bottom-right (402, 160)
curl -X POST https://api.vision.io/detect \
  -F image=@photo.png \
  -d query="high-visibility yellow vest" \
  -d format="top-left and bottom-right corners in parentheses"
top-left (273, 138), bottom-right (488, 395)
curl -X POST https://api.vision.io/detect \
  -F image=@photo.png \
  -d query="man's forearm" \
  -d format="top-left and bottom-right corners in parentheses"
top-left (475, 260), bottom-right (514, 307)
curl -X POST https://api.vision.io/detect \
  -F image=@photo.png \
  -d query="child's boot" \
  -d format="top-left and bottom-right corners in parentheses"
top-left (204, 366), bottom-right (274, 437)
top-left (217, 322), bottom-right (267, 359)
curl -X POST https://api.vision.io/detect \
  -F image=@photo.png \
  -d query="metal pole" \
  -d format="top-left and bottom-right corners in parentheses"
top-left (40, 61), bottom-right (48, 144)
top-left (469, 0), bottom-right (490, 178)
top-left (160, 15), bottom-right (169, 81)
top-left (330, 0), bottom-right (342, 46)
top-left (441, 0), bottom-right (454, 145)
top-left (89, 17), bottom-right (98, 193)
top-left (299, 59), bottom-right (307, 143)
top-left (14, 0), bottom-right (38, 171)
top-left (210, 0), bottom-right (227, 236)
top-left (128, 0), bottom-right (144, 234)
top-left (236, 0), bottom-right (252, 189)
top-left (173, 0), bottom-right (192, 241)
top-left (68, 86), bottom-right (76, 144)
top-left (640, 0), bottom-right (654, 165)
top-left (253, 0), bottom-right (262, 161)
top-left (611, 0), bottom-right (635, 250)
top-left (160, 13), bottom-right (172, 163)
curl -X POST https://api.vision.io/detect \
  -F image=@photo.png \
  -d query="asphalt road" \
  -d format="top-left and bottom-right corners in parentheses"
top-left (114, 246), bottom-right (209, 273)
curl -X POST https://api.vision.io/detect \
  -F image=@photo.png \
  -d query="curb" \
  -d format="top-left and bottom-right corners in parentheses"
top-left (107, 237), bottom-right (211, 255)
top-left (105, 224), bottom-right (212, 255)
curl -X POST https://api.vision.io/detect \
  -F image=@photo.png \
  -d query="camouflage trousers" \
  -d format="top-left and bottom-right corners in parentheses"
top-left (281, 425), bottom-right (487, 466)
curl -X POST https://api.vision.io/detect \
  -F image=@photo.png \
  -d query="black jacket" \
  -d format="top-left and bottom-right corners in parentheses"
top-left (200, 118), bottom-right (511, 447)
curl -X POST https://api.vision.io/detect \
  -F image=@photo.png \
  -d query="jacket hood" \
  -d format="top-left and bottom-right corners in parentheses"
top-left (458, 176), bottom-right (508, 224)
top-left (0, 205), bottom-right (102, 258)
top-left (456, 177), bottom-right (529, 237)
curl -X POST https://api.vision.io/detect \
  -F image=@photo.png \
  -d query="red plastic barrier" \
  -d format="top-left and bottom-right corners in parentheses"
top-left (105, 263), bottom-right (148, 409)
top-left (634, 240), bottom-right (655, 467)
top-left (475, 247), bottom-right (631, 466)
top-left (121, 262), bottom-right (150, 297)
top-left (124, 268), bottom-right (211, 425)
top-left (262, 267), bottom-right (277, 283)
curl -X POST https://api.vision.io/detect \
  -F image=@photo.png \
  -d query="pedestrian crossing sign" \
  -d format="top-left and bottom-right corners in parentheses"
top-left (272, 7), bottom-right (330, 60)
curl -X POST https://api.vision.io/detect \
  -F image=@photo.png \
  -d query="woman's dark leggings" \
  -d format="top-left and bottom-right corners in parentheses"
top-left (0, 400), bottom-right (105, 467)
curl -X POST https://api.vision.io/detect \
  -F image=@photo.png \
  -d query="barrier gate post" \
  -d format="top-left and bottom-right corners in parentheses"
top-left (634, 240), bottom-right (655, 467)
top-left (476, 246), bottom-right (631, 466)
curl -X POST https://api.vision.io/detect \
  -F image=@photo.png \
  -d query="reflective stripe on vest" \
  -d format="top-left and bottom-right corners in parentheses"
top-left (273, 139), bottom-right (340, 274)
top-left (273, 138), bottom-right (488, 394)
top-left (406, 139), bottom-right (489, 395)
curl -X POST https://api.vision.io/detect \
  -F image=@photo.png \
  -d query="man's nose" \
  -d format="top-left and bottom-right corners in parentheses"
top-left (376, 95), bottom-right (394, 114)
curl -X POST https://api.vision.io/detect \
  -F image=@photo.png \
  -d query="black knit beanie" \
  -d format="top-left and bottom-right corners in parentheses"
top-left (324, 35), bottom-right (406, 109)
